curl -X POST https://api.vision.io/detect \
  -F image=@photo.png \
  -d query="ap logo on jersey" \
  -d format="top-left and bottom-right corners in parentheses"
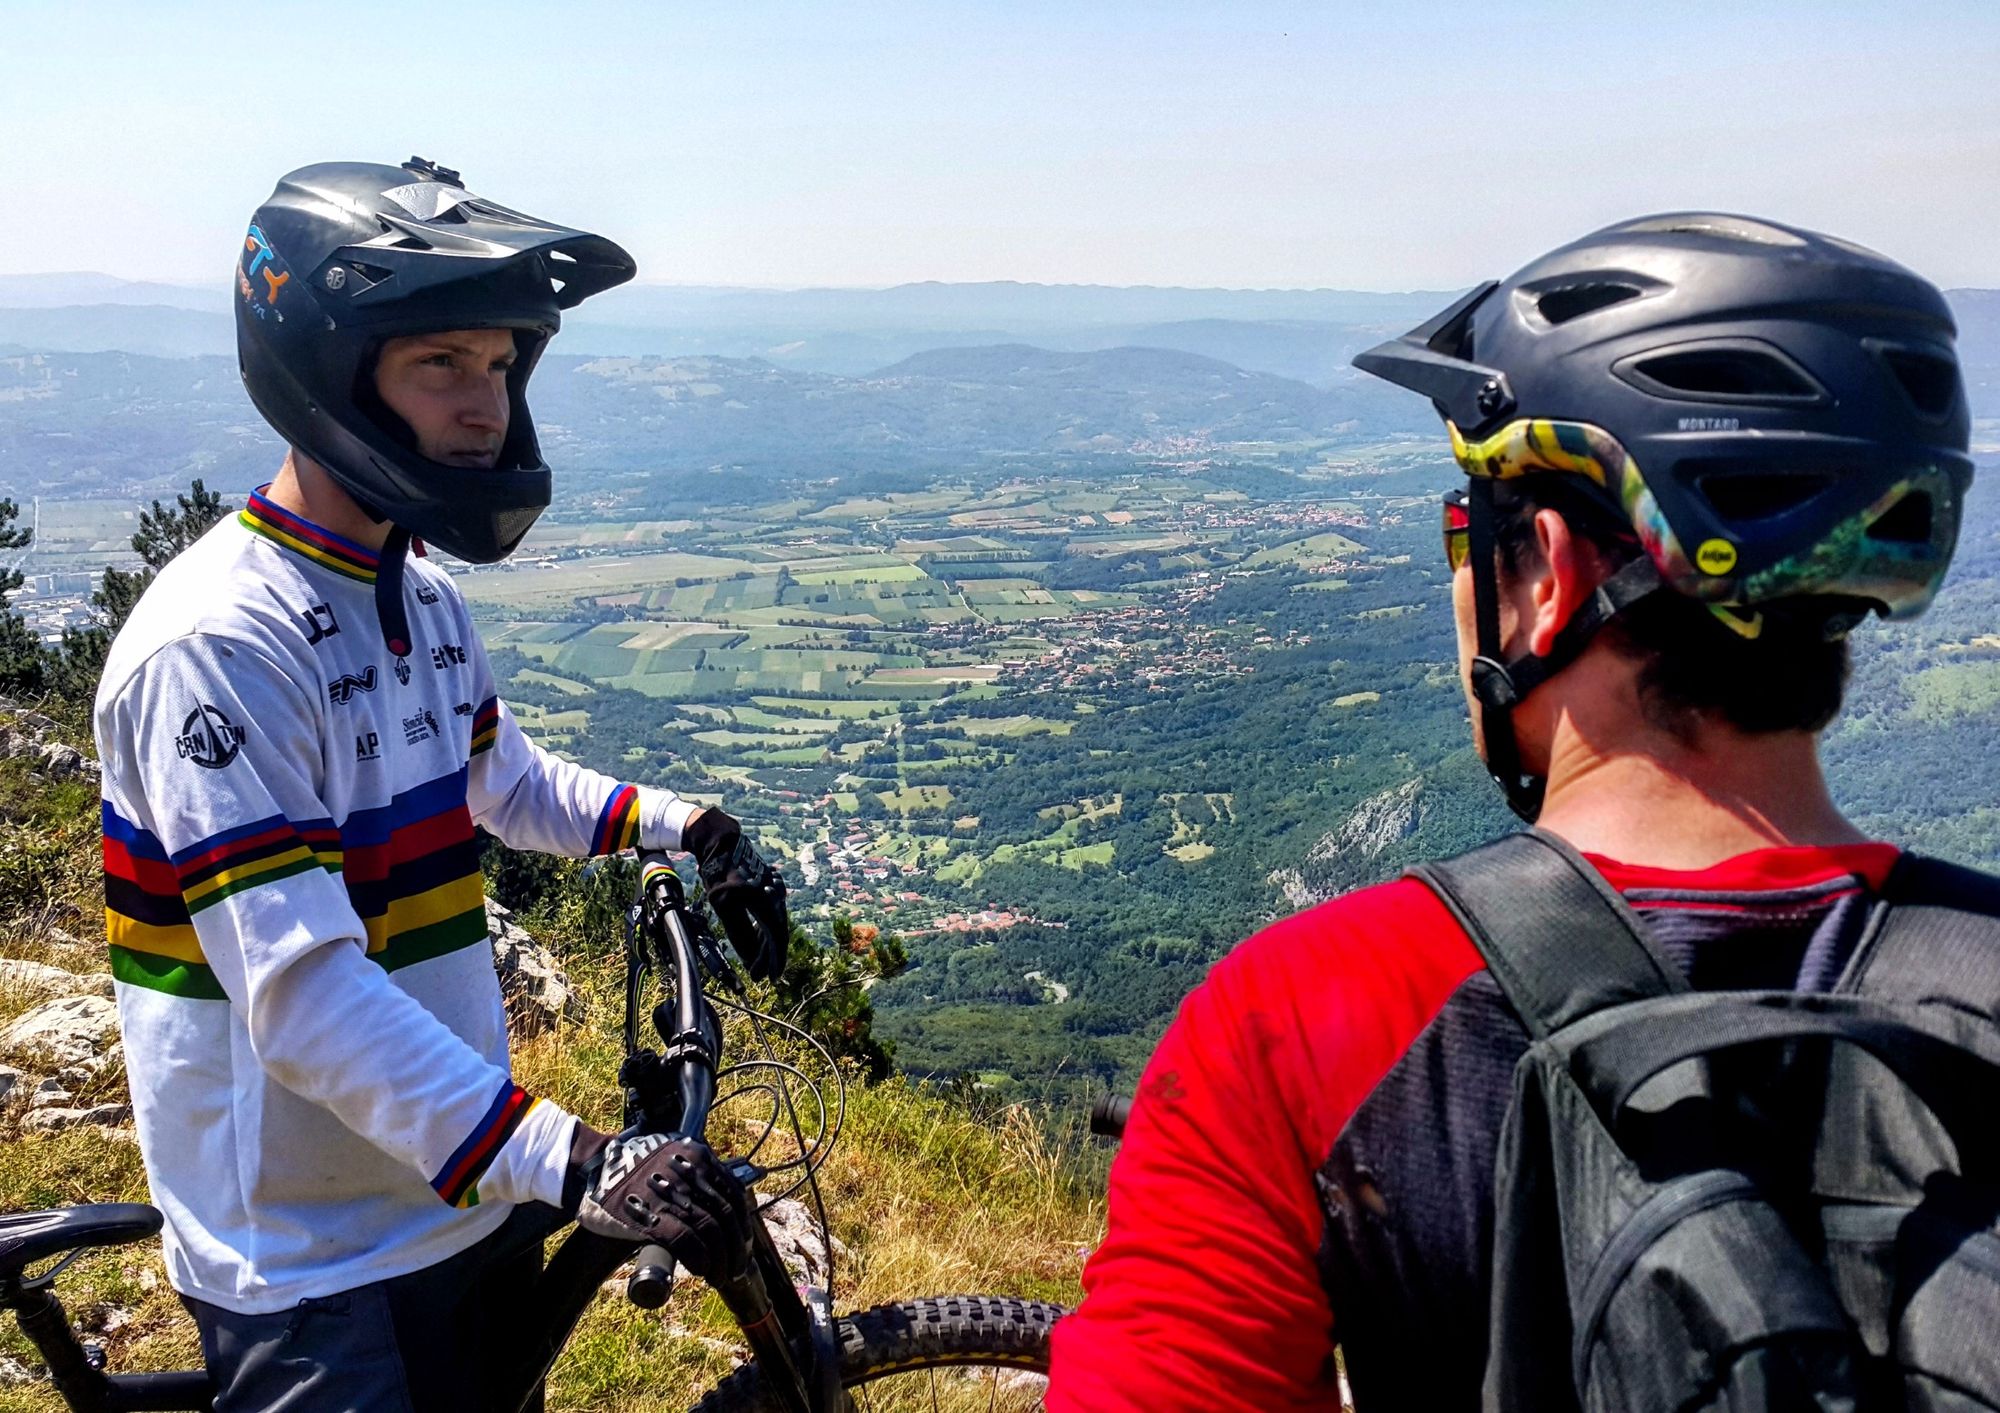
top-left (175, 705), bottom-right (246, 770)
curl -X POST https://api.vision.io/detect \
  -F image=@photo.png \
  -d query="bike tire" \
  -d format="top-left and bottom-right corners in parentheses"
top-left (688, 1294), bottom-right (1064, 1412)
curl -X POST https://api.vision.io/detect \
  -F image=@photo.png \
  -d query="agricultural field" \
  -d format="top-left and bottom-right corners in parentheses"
top-left (458, 467), bottom-right (1441, 950)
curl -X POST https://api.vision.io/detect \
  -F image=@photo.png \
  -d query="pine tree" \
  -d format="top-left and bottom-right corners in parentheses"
top-left (132, 479), bottom-right (227, 572)
top-left (47, 479), bottom-right (231, 703)
top-left (0, 499), bottom-right (43, 697)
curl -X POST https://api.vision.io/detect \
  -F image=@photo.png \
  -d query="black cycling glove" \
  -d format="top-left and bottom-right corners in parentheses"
top-left (568, 1126), bottom-right (752, 1284)
top-left (681, 809), bottom-right (790, 982)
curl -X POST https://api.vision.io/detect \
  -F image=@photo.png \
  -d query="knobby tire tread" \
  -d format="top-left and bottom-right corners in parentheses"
top-left (687, 1294), bottom-right (1064, 1411)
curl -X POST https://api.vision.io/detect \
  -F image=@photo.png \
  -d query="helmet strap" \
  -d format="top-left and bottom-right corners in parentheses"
top-left (1464, 479), bottom-right (1540, 820)
top-left (374, 526), bottom-right (415, 659)
top-left (1463, 479), bottom-right (1664, 823)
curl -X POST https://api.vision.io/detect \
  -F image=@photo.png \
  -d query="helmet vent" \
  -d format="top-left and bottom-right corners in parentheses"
top-left (1617, 214), bottom-right (1806, 247)
top-left (1621, 344), bottom-right (1825, 404)
top-left (1697, 472), bottom-right (1832, 522)
top-left (1876, 347), bottom-right (1959, 419)
top-left (1866, 491), bottom-right (1933, 544)
top-left (1535, 283), bottom-right (1643, 326)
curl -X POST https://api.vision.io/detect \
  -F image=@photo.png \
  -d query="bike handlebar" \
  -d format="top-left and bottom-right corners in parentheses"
top-left (622, 852), bottom-right (819, 1413)
top-left (1090, 1093), bottom-right (1132, 1139)
top-left (623, 854), bottom-right (717, 1309)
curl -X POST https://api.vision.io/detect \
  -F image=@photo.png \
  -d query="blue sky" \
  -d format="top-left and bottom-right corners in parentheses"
top-left (4, 0), bottom-right (1998, 289)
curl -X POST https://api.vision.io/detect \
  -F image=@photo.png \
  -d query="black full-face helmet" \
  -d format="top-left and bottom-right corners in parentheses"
top-left (235, 158), bottom-right (636, 564)
top-left (1354, 213), bottom-right (1973, 819)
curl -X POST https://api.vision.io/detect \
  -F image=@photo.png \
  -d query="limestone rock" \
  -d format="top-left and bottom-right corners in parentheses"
top-left (1309, 778), bottom-right (1424, 865)
top-left (1264, 865), bottom-right (1318, 912)
top-left (29, 1076), bottom-right (73, 1110)
top-left (54, 1041), bottom-right (123, 1093)
top-left (0, 1353), bottom-right (41, 1386)
top-left (488, 900), bottom-right (582, 1038)
top-left (0, 958), bottom-right (115, 1004)
top-left (20, 1103), bottom-right (131, 1134)
top-left (758, 1196), bottom-right (851, 1289)
top-left (0, 994), bottom-right (121, 1070)
top-left (0, 1064), bottom-right (20, 1106)
top-left (0, 700), bottom-right (100, 782)
top-left (35, 741), bottom-right (94, 781)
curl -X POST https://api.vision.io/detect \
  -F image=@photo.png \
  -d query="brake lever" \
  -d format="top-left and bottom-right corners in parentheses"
top-left (684, 905), bottom-right (746, 997)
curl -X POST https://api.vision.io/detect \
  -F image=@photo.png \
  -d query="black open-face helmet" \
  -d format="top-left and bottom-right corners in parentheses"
top-left (235, 158), bottom-right (636, 564)
top-left (1354, 213), bottom-right (1973, 819)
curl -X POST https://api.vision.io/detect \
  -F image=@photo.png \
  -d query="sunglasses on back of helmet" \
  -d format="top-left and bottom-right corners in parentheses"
top-left (1442, 486), bottom-right (1471, 572)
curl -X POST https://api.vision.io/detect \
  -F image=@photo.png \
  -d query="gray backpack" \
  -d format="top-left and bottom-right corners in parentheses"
top-left (1413, 830), bottom-right (2000, 1413)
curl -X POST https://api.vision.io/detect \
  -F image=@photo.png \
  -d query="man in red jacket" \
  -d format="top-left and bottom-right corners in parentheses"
top-left (1046, 213), bottom-right (1975, 1409)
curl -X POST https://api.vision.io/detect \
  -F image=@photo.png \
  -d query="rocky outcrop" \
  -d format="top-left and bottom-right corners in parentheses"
top-left (0, 986), bottom-right (129, 1139)
top-left (1309, 778), bottom-right (1424, 865)
top-left (20, 1103), bottom-right (132, 1135)
top-left (0, 705), bottom-right (99, 782)
top-left (1268, 778), bottom-right (1428, 913)
top-left (0, 958), bottom-right (115, 1003)
top-left (0, 993), bottom-right (121, 1071)
top-left (1264, 865), bottom-right (1320, 912)
top-left (489, 900), bottom-right (583, 1039)
top-left (760, 1196), bottom-right (852, 1289)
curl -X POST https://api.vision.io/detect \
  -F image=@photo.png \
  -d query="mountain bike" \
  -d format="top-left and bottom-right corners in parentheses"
top-left (0, 853), bottom-right (1063, 1411)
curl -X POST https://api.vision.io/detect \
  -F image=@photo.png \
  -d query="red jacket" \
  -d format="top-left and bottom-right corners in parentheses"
top-left (1047, 843), bottom-right (1900, 1410)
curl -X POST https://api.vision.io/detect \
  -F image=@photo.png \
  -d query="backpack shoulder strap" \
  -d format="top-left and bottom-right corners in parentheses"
top-left (1840, 852), bottom-right (2000, 1017)
top-left (1408, 828), bottom-right (1688, 1042)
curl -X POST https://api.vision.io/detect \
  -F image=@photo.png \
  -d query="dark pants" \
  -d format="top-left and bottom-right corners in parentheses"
top-left (184, 1205), bottom-right (564, 1413)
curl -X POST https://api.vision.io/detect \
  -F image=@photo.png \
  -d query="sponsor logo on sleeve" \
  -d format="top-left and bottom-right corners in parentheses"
top-left (415, 581), bottom-right (440, 606)
top-left (452, 701), bottom-right (474, 717)
top-left (176, 705), bottom-right (246, 769)
top-left (329, 667), bottom-right (378, 705)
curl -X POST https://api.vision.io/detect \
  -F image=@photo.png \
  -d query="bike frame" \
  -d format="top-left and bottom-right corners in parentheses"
top-left (3, 852), bottom-right (844, 1413)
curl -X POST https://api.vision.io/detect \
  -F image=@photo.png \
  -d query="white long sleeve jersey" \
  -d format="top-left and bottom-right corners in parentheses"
top-left (96, 489), bottom-right (697, 1314)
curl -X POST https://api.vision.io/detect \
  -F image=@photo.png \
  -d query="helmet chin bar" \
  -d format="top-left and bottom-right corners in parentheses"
top-left (1463, 478), bottom-right (1665, 824)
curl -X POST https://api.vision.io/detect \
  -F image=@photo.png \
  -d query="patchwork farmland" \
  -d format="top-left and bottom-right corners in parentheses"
top-left (455, 469), bottom-right (1433, 950)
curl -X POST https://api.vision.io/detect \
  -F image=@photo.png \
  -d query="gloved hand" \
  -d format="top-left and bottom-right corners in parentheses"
top-left (567, 1126), bottom-right (752, 1284)
top-left (681, 809), bottom-right (791, 982)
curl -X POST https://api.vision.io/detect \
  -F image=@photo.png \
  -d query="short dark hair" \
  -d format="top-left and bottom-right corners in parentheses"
top-left (1491, 479), bottom-right (1849, 740)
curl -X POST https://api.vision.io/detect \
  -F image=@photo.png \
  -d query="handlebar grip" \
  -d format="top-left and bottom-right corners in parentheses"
top-left (626, 1242), bottom-right (676, 1309)
top-left (1089, 1093), bottom-right (1132, 1139)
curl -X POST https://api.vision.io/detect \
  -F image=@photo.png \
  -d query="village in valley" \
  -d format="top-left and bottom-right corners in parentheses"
top-left (408, 464), bottom-right (1435, 936)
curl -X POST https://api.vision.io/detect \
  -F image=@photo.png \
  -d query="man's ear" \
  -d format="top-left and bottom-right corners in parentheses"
top-left (1524, 507), bottom-right (1597, 658)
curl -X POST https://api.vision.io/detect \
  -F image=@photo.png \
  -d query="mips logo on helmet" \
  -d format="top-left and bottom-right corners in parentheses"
top-left (238, 224), bottom-right (289, 322)
top-left (1696, 539), bottom-right (1740, 576)
top-left (176, 705), bottom-right (246, 770)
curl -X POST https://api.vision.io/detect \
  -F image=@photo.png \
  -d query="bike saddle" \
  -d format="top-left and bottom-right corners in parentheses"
top-left (0, 1205), bottom-right (161, 1284)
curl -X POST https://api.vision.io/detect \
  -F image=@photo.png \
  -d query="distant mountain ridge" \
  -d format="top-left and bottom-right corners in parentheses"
top-left (555, 344), bottom-right (1424, 462)
top-left (0, 276), bottom-right (1459, 379)
top-left (0, 341), bottom-right (1433, 499)
top-left (4, 273), bottom-right (1999, 417)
